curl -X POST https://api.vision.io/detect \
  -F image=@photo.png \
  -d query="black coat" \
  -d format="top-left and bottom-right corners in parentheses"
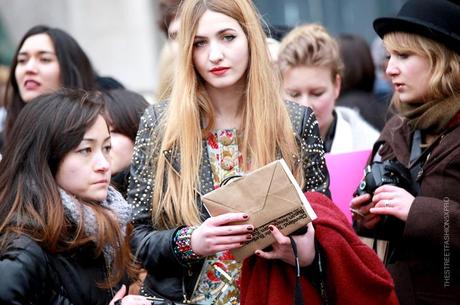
top-left (0, 234), bottom-right (117, 305)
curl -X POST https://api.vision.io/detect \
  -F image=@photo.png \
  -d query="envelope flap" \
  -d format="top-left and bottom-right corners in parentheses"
top-left (201, 159), bottom-right (318, 261)
top-left (202, 159), bottom-right (317, 220)
top-left (202, 160), bottom-right (279, 216)
top-left (269, 159), bottom-right (317, 220)
top-left (268, 161), bottom-right (300, 204)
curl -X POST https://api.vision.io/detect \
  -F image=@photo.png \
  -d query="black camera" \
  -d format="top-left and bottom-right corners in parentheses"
top-left (355, 160), bottom-right (413, 197)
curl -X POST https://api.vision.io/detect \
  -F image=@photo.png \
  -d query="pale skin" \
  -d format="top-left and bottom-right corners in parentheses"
top-left (15, 33), bottom-right (61, 102)
top-left (56, 116), bottom-right (112, 202)
top-left (109, 285), bottom-right (150, 305)
top-left (350, 185), bottom-right (415, 229)
top-left (191, 213), bottom-right (254, 256)
top-left (256, 223), bottom-right (316, 267)
top-left (190, 10), bottom-right (315, 267)
top-left (283, 66), bottom-right (341, 139)
top-left (109, 128), bottom-right (134, 175)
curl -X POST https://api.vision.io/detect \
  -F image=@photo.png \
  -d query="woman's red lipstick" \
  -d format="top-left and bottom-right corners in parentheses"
top-left (210, 67), bottom-right (229, 76)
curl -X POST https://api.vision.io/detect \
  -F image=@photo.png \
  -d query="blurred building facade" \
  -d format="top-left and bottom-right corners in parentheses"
top-left (0, 0), bottom-right (404, 95)
top-left (255, 0), bottom-right (405, 40)
top-left (0, 0), bottom-right (162, 95)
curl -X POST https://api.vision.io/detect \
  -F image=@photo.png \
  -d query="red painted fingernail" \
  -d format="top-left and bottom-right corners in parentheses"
top-left (247, 226), bottom-right (253, 231)
top-left (255, 251), bottom-right (260, 255)
top-left (247, 234), bottom-right (252, 240)
top-left (269, 225), bottom-right (274, 231)
top-left (243, 214), bottom-right (249, 219)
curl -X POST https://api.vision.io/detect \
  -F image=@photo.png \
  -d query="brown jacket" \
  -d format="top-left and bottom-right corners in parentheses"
top-left (358, 114), bottom-right (460, 305)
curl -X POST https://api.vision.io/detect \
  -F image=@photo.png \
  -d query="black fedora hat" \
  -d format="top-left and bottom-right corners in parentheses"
top-left (373, 0), bottom-right (460, 54)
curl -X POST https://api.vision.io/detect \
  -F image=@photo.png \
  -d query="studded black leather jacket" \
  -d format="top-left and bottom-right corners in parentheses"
top-left (127, 100), bottom-right (330, 302)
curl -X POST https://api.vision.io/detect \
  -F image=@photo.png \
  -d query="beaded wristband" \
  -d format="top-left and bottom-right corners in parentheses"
top-left (173, 226), bottom-right (203, 263)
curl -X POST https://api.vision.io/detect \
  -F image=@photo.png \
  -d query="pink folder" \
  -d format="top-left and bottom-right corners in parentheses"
top-left (325, 150), bottom-right (371, 223)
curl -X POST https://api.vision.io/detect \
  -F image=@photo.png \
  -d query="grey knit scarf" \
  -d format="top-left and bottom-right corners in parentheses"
top-left (59, 186), bottom-right (132, 265)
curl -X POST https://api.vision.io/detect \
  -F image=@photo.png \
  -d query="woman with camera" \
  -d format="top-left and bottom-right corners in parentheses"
top-left (351, 0), bottom-right (460, 304)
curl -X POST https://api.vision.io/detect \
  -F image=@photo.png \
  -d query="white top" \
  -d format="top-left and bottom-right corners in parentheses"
top-left (330, 106), bottom-right (380, 154)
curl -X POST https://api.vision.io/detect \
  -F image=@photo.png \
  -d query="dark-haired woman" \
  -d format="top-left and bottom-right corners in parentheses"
top-left (336, 33), bottom-right (389, 130)
top-left (104, 89), bottom-right (149, 197)
top-left (2, 25), bottom-right (97, 148)
top-left (0, 90), bottom-right (148, 305)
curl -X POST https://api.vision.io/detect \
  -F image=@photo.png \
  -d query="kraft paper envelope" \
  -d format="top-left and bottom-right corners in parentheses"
top-left (202, 159), bottom-right (317, 261)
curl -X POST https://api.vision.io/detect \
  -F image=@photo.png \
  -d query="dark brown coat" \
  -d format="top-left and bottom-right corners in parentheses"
top-left (362, 114), bottom-right (460, 304)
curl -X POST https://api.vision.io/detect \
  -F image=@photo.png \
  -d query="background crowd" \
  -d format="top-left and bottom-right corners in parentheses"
top-left (0, 0), bottom-right (458, 304)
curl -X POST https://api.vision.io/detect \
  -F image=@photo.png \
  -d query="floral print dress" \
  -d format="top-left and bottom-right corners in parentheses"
top-left (190, 129), bottom-right (243, 305)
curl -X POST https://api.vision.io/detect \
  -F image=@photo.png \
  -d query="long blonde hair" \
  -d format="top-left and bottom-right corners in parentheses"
top-left (384, 32), bottom-right (460, 103)
top-left (155, 42), bottom-right (175, 101)
top-left (151, 0), bottom-right (301, 229)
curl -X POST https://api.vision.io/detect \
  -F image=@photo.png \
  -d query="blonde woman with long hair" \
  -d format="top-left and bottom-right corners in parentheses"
top-left (128, 0), bottom-right (329, 303)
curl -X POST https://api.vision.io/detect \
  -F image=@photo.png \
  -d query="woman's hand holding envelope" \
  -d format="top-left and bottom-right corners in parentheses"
top-left (191, 212), bottom-right (254, 256)
top-left (254, 223), bottom-right (315, 267)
